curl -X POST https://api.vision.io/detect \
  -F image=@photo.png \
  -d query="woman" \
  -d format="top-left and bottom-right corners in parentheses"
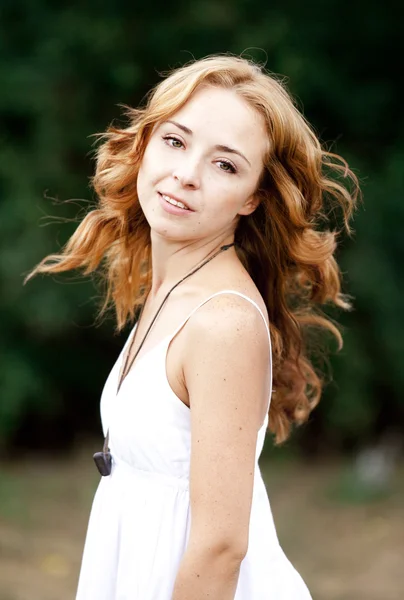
top-left (27, 55), bottom-right (358, 599)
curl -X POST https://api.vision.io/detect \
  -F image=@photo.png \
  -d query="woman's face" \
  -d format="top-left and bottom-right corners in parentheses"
top-left (136, 85), bottom-right (268, 245)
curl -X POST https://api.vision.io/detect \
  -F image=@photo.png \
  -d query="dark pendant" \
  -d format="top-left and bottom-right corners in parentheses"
top-left (93, 450), bottom-right (112, 476)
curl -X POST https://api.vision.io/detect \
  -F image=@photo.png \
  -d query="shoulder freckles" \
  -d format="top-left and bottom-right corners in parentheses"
top-left (188, 294), bottom-right (269, 352)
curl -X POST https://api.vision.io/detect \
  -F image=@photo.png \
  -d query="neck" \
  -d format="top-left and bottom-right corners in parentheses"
top-left (149, 233), bottom-right (235, 299)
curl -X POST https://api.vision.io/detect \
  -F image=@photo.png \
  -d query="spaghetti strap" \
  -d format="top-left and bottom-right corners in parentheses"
top-left (166, 289), bottom-right (273, 405)
top-left (168, 289), bottom-right (270, 342)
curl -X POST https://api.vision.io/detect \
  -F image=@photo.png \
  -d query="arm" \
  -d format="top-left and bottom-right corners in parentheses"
top-left (171, 295), bottom-right (271, 600)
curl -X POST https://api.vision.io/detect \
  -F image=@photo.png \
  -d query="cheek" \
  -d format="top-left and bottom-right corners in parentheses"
top-left (138, 141), bottom-right (166, 188)
top-left (136, 162), bottom-right (145, 197)
top-left (136, 161), bottom-right (154, 212)
top-left (137, 147), bottom-right (156, 192)
top-left (202, 191), bottom-right (240, 225)
top-left (211, 184), bottom-right (246, 212)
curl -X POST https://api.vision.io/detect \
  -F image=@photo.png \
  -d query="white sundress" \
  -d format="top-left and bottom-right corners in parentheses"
top-left (76, 290), bottom-right (313, 599)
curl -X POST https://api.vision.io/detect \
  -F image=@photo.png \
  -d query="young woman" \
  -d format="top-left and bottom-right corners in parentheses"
top-left (27, 55), bottom-right (358, 599)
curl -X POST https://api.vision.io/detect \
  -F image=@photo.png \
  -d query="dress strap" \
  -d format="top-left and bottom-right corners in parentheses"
top-left (168, 289), bottom-right (271, 343)
top-left (166, 290), bottom-right (273, 404)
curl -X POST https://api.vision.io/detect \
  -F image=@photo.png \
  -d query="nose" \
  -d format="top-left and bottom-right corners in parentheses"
top-left (172, 160), bottom-right (201, 189)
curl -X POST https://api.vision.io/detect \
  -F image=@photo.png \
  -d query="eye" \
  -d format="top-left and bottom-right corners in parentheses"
top-left (162, 135), bottom-right (237, 175)
top-left (162, 135), bottom-right (184, 149)
top-left (217, 160), bottom-right (237, 174)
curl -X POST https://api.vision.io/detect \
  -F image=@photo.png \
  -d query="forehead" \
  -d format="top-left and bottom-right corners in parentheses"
top-left (168, 86), bottom-right (268, 162)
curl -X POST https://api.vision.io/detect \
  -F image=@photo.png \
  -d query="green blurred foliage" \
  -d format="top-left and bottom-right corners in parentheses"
top-left (0, 0), bottom-right (402, 452)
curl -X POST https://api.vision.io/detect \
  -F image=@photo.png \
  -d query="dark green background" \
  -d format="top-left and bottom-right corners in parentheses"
top-left (1, 1), bottom-right (403, 455)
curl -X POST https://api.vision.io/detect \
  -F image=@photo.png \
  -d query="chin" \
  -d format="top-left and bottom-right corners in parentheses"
top-left (146, 218), bottom-right (189, 243)
top-left (153, 229), bottom-right (196, 245)
top-left (139, 203), bottom-right (187, 241)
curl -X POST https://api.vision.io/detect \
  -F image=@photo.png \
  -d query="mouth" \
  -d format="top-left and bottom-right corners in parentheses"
top-left (158, 191), bottom-right (193, 211)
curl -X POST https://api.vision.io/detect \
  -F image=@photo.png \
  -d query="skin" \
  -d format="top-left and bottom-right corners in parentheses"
top-left (131, 85), bottom-right (272, 599)
top-left (136, 84), bottom-right (268, 294)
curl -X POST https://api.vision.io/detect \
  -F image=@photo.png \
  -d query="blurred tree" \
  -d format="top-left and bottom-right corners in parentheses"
top-left (0, 0), bottom-right (402, 452)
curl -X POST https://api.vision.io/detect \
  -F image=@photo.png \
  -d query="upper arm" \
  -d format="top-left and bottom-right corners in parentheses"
top-left (183, 295), bottom-right (271, 558)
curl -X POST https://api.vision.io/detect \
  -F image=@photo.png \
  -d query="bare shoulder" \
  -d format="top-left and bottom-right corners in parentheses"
top-left (182, 291), bottom-right (271, 424)
top-left (182, 291), bottom-right (272, 557)
top-left (184, 290), bottom-right (270, 359)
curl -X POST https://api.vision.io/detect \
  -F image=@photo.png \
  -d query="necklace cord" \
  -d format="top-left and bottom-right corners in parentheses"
top-left (102, 243), bottom-right (234, 455)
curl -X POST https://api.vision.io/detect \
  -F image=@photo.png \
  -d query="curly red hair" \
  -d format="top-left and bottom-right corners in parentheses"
top-left (26, 55), bottom-right (360, 443)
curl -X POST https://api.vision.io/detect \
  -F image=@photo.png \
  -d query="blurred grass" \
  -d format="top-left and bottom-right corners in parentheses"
top-left (325, 465), bottom-right (394, 504)
top-left (0, 443), bottom-right (403, 599)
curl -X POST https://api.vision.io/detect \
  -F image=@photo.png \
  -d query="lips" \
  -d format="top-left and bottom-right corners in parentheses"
top-left (158, 191), bottom-right (194, 211)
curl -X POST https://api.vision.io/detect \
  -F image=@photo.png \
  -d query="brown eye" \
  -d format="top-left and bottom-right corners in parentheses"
top-left (218, 160), bottom-right (236, 174)
top-left (163, 135), bottom-right (183, 148)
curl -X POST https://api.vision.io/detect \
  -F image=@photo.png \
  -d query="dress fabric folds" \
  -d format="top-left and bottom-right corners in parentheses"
top-left (76, 290), bottom-right (312, 600)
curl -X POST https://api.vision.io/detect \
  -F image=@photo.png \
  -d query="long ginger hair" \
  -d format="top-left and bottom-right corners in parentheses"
top-left (26, 55), bottom-right (359, 444)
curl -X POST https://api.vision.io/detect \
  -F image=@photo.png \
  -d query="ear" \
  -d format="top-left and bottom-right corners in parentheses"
top-left (238, 194), bottom-right (260, 217)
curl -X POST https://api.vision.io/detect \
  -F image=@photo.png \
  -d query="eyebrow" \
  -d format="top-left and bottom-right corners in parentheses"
top-left (164, 119), bottom-right (252, 167)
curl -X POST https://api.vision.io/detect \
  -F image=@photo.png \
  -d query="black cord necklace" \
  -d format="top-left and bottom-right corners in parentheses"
top-left (93, 242), bottom-right (235, 476)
